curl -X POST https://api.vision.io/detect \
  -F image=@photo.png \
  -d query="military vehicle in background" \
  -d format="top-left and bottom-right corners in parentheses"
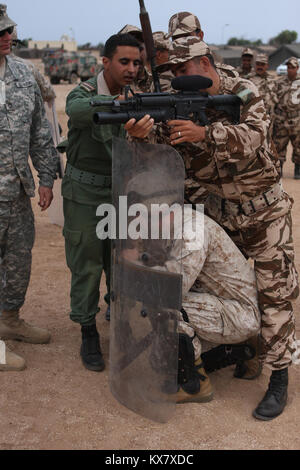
top-left (44, 51), bottom-right (97, 84)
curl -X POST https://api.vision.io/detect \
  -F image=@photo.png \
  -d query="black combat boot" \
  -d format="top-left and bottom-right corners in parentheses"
top-left (294, 164), bottom-right (300, 180)
top-left (201, 344), bottom-right (255, 373)
top-left (80, 324), bottom-right (105, 371)
top-left (253, 368), bottom-right (288, 421)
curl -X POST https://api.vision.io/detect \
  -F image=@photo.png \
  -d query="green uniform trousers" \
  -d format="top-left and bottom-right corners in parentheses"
top-left (63, 198), bottom-right (111, 325)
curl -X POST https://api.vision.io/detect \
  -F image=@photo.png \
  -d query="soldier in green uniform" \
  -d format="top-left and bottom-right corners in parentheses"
top-left (62, 33), bottom-right (153, 372)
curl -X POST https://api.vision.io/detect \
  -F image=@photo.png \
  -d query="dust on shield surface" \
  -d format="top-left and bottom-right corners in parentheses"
top-left (109, 137), bottom-right (185, 422)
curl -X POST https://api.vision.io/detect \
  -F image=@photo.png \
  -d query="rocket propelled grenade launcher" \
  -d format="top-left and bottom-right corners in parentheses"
top-left (91, 75), bottom-right (242, 126)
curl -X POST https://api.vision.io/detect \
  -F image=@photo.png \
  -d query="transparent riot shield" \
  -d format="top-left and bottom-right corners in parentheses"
top-left (45, 99), bottom-right (65, 227)
top-left (109, 137), bottom-right (185, 423)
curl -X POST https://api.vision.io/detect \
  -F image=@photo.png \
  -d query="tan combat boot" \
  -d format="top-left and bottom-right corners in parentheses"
top-left (0, 310), bottom-right (51, 344)
top-left (0, 341), bottom-right (26, 371)
top-left (176, 358), bottom-right (214, 404)
top-left (233, 335), bottom-right (262, 380)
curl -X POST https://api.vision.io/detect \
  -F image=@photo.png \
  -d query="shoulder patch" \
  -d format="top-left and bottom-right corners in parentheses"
top-left (80, 81), bottom-right (96, 92)
top-left (236, 88), bottom-right (255, 104)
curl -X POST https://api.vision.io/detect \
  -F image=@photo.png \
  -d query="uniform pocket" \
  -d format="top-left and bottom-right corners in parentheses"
top-left (63, 228), bottom-right (82, 246)
top-left (279, 247), bottom-right (299, 300)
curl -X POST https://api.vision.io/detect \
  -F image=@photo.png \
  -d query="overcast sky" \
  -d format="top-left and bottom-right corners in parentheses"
top-left (7, 0), bottom-right (300, 46)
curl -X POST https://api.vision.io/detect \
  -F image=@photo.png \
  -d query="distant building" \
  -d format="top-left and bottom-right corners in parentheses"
top-left (212, 45), bottom-right (277, 69)
top-left (28, 40), bottom-right (77, 52)
top-left (214, 46), bottom-right (244, 68)
top-left (268, 44), bottom-right (300, 70)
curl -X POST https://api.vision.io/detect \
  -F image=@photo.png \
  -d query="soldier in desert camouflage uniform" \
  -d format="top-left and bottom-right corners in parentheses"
top-left (123, 170), bottom-right (260, 403)
top-left (237, 48), bottom-right (254, 78)
top-left (165, 12), bottom-right (240, 205)
top-left (147, 37), bottom-right (299, 421)
top-left (175, 211), bottom-right (260, 403)
top-left (248, 54), bottom-right (277, 135)
top-left (167, 11), bottom-right (204, 41)
top-left (0, 5), bottom-right (58, 372)
top-left (272, 57), bottom-right (300, 179)
top-left (118, 25), bottom-right (172, 93)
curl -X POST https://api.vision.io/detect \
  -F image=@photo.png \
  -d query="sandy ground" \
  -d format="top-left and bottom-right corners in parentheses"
top-left (1, 73), bottom-right (300, 451)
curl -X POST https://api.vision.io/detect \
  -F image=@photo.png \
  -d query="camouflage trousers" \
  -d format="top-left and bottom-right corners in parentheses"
top-left (273, 122), bottom-right (300, 164)
top-left (0, 191), bottom-right (35, 312)
top-left (205, 194), bottom-right (299, 370)
top-left (178, 292), bottom-right (260, 361)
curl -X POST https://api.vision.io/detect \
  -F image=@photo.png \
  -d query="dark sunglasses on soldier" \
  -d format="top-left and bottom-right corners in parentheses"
top-left (0, 27), bottom-right (14, 37)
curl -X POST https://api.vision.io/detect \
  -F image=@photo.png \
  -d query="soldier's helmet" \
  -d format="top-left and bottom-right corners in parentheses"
top-left (0, 4), bottom-right (17, 32)
top-left (118, 24), bottom-right (144, 43)
top-left (157, 37), bottom-right (211, 70)
top-left (255, 53), bottom-right (268, 64)
top-left (241, 47), bottom-right (254, 57)
top-left (286, 57), bottom-right (299, 68)
top-left (153, 31), bottom-right (171, 51)
top-left (168, 12), bottom-right (201, 39)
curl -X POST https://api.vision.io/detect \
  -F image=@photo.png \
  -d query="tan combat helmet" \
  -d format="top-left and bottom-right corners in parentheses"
top-left (242, 47), bottom-right (254, 57)
top-left (157, 37), bottom-right (211, 69)
top-left (0, 4), bottom-right (17, 32)
top-left (256, 53), bottom-right (268, 64)
top-left (168, 12), bottom-right (201, 39)
top-left (153, 31), bottom-right (171, 51)
top-left (118, 24), bottom-right (144, 43)
top-left (286, 57), bottom-right (299, 68)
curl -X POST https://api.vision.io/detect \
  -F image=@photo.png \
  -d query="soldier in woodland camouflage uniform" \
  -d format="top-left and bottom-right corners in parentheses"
top-left (0, 5), bottom-right (58, 371)
top-left (272, 57), bottom-right (300, 179)
top-left (237, 48), bottom-right (254, 78)
top-left (248, 54), bottom-right (278, 135)
top-left (146, 37), bottom-right (299, 421)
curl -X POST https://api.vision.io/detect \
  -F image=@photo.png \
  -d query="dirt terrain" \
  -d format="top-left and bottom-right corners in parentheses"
top-left (0, 65), bottom-right (300, 450)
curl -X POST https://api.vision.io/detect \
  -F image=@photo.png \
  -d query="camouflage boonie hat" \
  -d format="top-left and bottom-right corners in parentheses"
top-left (0, 4), bottom-right (17, 32)
top-left (286, 57), bottom-right (299, 68)
top-left (118, 24), bottom-right (143, 43)
top-left (256, 53), bottom-right (268, 64)
top-left (153, 31), bottom-right (171, 51)
top-left (168, 12), bottom-right (201, 39)
top-left (242, 47), bottom-right (254, 57)
top-left (157, 37), bottom-right (210, 70)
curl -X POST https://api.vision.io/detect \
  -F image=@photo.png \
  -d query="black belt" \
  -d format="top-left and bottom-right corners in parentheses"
top-left (65, 163), bottom-right (111, 188)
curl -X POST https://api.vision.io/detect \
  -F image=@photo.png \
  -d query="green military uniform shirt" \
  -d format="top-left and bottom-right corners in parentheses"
top-left (62, 75), bottom-right (126, 205)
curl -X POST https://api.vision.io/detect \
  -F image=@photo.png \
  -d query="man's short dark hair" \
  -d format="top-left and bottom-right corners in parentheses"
top-left (103, 34), bottom-right (141, 59)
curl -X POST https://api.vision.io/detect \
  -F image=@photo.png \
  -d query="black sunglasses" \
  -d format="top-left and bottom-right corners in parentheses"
top-left (0, 26), bottom-right (14, 37)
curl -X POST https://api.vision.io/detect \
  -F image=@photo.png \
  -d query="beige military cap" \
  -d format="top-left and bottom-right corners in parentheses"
top-left (153, 31), bottom-right (171, 51)
top-left (256, 53), bottom-right (268, 64)
top-left (286, 57), bottom-right (299, 68)
top-left (157, 37), bottom-right (210, 69)
top-left (168, 12), bottom-right (201, 39)
top-left (118, 24), bottom-right (143, 42)
top-left (0, 4), bottom-right (17, 32)
top-left (242, 47), bottom-right (254, 57)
